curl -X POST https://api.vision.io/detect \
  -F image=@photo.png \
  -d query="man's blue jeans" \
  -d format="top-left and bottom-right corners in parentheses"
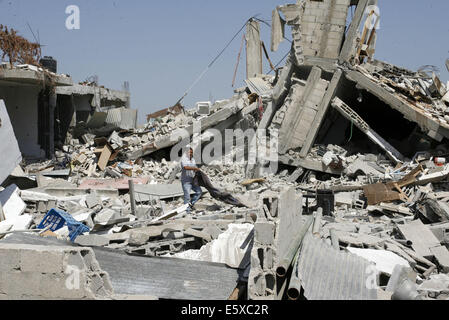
top-left (182, 181), bottom-right (202, 208)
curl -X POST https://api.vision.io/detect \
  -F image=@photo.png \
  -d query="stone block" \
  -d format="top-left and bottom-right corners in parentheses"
top-left (75, 234), bottom-right (110, 247)
top-left (0, 247), bottom-right (20, 272)
top-left (254, 222), bottom-right (275, 245)
top-left (19, 248), bottom-right (65, 274)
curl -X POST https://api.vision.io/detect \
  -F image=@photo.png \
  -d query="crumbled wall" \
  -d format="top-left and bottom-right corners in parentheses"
top-left (0, 86), bottom-right (45, 158)
top-left (248, 187), bottom-right (303, 300)
top-left (280, 0), bottom-right (351, 64)
top-left (300, 0), bottom-right (350, 59)
top-left (0, 244), bottom-right (114, 300)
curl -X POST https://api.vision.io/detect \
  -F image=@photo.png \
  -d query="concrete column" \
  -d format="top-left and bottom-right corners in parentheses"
top-left (48, 92), bottom-right (57, 159)
top-left (279, 66), bottom-right (323, 154)
top-left (128, 179), bottom-right (136, 215)
top-left (272, 53), bottom-right (294, 108)
top-left (271, 7), bottom-right (285, 52)
top-left (299, 69), bottom-right (343, 158)
top-left (246, 20), bottom-right (263, 79)
top-left (339, 0), bottom-right (370, 64)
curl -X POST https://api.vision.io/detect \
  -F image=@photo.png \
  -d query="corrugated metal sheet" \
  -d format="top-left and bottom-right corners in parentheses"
top-left (245, 77), bottom-right (272, 96)
top-left (105, 108), bottom-right (137, 130)
top-left (0, 100), bottom-right (22, 185)
top-left (296, 233), bottom-right (378, 300)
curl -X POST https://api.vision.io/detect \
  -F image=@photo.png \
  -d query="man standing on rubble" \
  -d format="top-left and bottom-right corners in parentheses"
top-left (181, 148), bottom-right (202, 213)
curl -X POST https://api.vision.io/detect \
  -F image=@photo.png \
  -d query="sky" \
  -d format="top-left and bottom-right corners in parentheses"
top-left (1, 0), bottom-right (449, 124)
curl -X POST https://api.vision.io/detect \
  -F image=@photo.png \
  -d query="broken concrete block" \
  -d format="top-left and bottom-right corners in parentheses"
top-left (128, 231), bottom-right (150, 246)
top-left (93, 208), bottom-right (129, 227)
top-left (75, 234), bottom-right (110, 247)
top-left (397, 220), bottom-right (441, 259)
top-left (0, 243), bottom-right (113, 300)
top-left (254, 222), bottom-right (275, 245)
top-left (0, 185), bottom-right (26, 221)
top-left (418, 274), bottom-right (449, 294)
top-left (430, 246), bottom-right (449, 273)
top-left (162, 230), bottom-right (184, 239)
top-left (37, 201), bottom-right (47, 213)
top-left (184, 228), bottom-right (212, 242)
top-left (202, 225), bottom-right (224, 240)
top-left (85, 194), bottom-right (101, 209)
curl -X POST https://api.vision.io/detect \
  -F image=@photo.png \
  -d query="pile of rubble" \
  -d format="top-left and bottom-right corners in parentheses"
top-left (1, 0), bottom-right (449, 300)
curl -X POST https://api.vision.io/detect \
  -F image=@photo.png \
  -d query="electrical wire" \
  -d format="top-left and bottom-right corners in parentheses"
top-left (266, 50), bottom-right (290, 74)
top-left (176, 15), bottom-right (294, 104)
top-left (175, 17), bottom-right (257, 106)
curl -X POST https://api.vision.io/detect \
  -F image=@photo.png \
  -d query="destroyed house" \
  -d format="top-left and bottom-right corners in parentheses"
top-left (1, 0), bottom-right (449, 302)
top-left (0, 62), bottom-right (131, 160)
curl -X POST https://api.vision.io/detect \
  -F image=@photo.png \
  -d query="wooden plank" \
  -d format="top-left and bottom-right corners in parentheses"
top-left (95, 145), bottom-right (113, 171)
top-left (363, 183), bottom-right (402, 206)
top-left (397, 220), bottom-right (441, 259)
top-left (397, 165), bottom-right (424, 188)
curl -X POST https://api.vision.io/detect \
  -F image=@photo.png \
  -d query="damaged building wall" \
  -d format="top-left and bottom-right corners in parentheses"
top-left (0, 66), bottom-right (131, 161)
top-left (2, 0), bottom-right (449, 302)
top-left (277, 66), bottom-right (330, 154)
top-left (246, 20), bottom-right (263, 79)
top-left (278, 0), bottom-right (351, 65)
top-left (248, 187), bottom-right (304, 300)
top-left (0, 243), bottom-right (114, 300)
top-left (0, 84), bottom-right (45, 158)
top-left (0, 99), bottom-right (21, 185)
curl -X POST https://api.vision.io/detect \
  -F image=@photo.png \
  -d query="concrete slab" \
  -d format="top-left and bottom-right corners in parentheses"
top-left (0, 185), bottom-right (26, 221)
top-left (0, 100), bottom-right (22, 185)
top-left (430, 246), bottom-right (449, 273)
top-left (397, 220), bottom-right (441, 259)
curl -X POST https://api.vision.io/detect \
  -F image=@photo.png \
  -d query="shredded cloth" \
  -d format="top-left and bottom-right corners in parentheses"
top-left (193, 171), bottom-right (245, 207)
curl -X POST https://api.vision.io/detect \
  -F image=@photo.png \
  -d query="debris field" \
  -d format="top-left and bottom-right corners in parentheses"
top-left (1, 0), bottom-right (449, 300)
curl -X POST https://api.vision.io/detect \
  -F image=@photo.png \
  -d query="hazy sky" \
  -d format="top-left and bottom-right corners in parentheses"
top-left (1, 0), bottom-right (449, 124)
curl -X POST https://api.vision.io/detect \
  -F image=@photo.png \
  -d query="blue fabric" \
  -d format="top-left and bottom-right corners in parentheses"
top-left (182, 181), bottom-right (202, 208)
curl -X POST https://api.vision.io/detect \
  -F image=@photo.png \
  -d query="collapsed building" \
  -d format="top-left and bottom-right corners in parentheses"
top-left (1, 0), bottom-right (449, 300)
top-left (0, 61), bottom-right (132, 160)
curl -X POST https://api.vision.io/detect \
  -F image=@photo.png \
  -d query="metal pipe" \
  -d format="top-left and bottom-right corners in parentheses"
top-left (312, 208), bottom-right (323, 237)
top-left (276, 216), bottom-right (314, 278)
top-left (395, 239), bottom-right (413, 247)
top-left (128, 179), bottom-right (136, 215)
top-left (286, 246), bottom-right (302, 300)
